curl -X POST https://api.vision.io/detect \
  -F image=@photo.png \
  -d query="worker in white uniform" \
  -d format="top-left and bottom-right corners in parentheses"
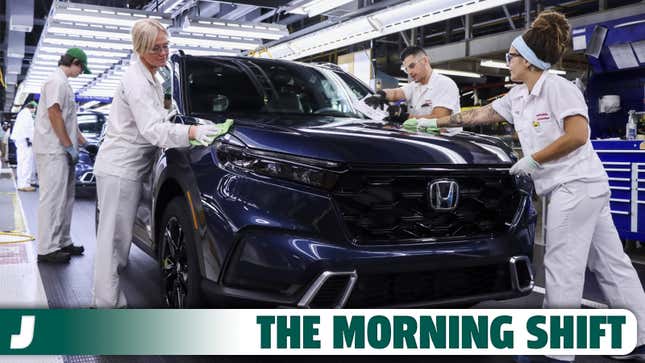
top-left (363, 46), bottom-right (460, 129)
top-left (11, 101), bottom-right (37, 191)
top-left (92, 19), bottom-right (233, 309)
top-left (407, 11), bottom-right (645, 363)
top-left (34, 48), bottom-right (90, 264)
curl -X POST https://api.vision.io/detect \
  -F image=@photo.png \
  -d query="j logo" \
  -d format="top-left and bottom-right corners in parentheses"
top-left (10, 315), bottom-right (35, 350)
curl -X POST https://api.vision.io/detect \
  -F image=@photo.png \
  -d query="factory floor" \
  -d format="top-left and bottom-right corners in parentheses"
top-left (1, 166), bottom-right (643, 363)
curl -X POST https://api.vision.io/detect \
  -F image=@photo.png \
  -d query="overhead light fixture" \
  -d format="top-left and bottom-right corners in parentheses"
top-left (288, 0), bottom-right (354, 17)
top-left (480, 59), bottom-right (508, 69)
top-left (46, 21), bottom-right (131, 41)
top-left (269, 0), bottom-right (518, 60)
top-left (43, 35), bottom-right (133, 50)
top-left (548, 69), bottom-right (567, 75)
top-left (434, 69), bottom-right (482, 78)
top-left (182, 17), bottom-right (288, 40)
top-left (36, 53), bottom-right (121, 64)
top-left (52, 2), bottom-right (171, 28)
top-left (39, 46), bottom-right (129, 58)
top-left (171, 31), bottom-right (260, 50)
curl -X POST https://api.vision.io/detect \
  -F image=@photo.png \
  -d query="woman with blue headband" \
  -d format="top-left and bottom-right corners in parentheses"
top-left (404, 11), bottom-right (645, 363)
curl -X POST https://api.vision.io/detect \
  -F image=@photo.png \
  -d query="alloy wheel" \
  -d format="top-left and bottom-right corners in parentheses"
top-left (162, 217), bottom-right (189, 308)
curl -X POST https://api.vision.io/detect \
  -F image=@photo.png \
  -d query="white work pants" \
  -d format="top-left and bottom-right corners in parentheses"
top-left (92, 173), bottom-right (142, 308)
top-left (35, 153), bottom-right (75, 254)
top-left (15, 141), bottom-right (34, 188)
top-left (544, 181), bottom-right (645, 361)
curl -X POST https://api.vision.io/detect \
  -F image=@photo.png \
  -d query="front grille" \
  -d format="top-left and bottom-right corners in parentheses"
top-left (332, 169), bottom-right (522, 245)
top-left (346, 263), bottom-right (510, 307)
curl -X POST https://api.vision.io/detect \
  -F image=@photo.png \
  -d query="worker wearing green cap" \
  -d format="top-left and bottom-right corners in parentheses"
top-left (32, 47), bottom-right (91, 263)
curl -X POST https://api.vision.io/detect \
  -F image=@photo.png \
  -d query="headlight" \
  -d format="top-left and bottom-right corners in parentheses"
top-left (216, 143), bottom-right (345, 190)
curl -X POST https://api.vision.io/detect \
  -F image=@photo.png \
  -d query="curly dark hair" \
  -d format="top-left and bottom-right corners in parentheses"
top-left (522, 11), bottom-right (571, 65)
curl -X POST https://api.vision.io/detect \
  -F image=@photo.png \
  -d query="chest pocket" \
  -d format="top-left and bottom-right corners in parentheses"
top-left (531, 113), bottom-right (562, 150)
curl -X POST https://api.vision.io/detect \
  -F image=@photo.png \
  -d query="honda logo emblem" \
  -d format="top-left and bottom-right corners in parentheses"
top-left (429, 179), bottom-right (459, 211)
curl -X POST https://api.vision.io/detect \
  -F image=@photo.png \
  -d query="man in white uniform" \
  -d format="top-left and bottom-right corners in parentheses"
top-left (364, 46), bottom-right (460, 127)
top-left (11, 101), bottom-right (37, 191)
top-left (34, 48), bottom-right (90, 264)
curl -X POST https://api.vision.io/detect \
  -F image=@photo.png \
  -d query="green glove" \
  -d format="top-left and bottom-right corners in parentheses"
top-left (419, 126), bottom-right (441, 135)
top-left (402, 118), bottom-right (438, 131)
top-left (190, 119), bottom-right (234, 146)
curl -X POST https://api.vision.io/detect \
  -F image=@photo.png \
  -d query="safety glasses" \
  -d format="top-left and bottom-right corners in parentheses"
top-left (505, 52), bottom-right (522, 64)
top-left (150, 43), bottom-right (170, 55)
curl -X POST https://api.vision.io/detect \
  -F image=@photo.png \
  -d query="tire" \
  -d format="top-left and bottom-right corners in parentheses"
top-left (158, 196), bottom-right (204, 308)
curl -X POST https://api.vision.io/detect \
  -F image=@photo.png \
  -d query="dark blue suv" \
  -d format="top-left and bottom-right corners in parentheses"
top-left (117, 54), bottom-right (536, 308)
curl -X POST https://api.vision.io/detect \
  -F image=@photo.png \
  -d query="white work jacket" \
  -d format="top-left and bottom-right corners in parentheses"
top-left (401, 71), bottom-right (461, 117)
top-left (492, 71), bottom-right (608, 196)
top-left (11, 108), bottom-right (34, 142)
top-left (94, 58), bottom-right (191, 182)
top-left (33, 67), bottom-right (78, 154)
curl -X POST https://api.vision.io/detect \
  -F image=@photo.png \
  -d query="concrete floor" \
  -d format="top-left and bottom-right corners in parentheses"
top-left (10, 184), bottom-right (645, 363)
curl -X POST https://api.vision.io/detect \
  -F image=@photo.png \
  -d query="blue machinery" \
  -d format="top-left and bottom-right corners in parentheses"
top-left (592, 140), bottom-right (645, 242)
top-left (575, 14), bottom-right (645, 241)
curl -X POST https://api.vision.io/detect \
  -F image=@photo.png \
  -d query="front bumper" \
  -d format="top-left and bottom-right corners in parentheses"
top-left (202, 225), bottom-right (535, 308)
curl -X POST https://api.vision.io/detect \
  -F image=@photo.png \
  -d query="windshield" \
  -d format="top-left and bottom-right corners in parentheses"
top-left (185, 58), bottom-right (368, 119)
top-left (77, 114), bottom-right (102, 136)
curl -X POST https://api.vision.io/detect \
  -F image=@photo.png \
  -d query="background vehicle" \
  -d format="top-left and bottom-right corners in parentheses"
top-left (102, 54), bottom-right (537, 308)
top-left (75, 111), bottom-right (106, 197)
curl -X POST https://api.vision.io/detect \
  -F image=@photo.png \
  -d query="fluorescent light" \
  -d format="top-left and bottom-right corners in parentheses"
top-left (39, 46), bottom-right (129, 58)
top-left (183, 17), bottom-right (288, 40)
top-left (82, 100), bottom-right (101, 108)
top-left (480, 59), bottom-right (566, 75)
top-left (269, 0), bottom-right (517, 60)
top-left (288, 0), bottom-right (354, 17)
top-left (36, 53), bottom-right (121, 64)
top-left (53, 2), bottom-right (171, 28)
top-left (548, 69), bottom-right (567, 75)
top-left (43, 35), bottom-right (132, 50)
top-left (434, 69), bottom-right (482, 78)
top-left (46, 22), bottom-right (131, 41)
top-left (171, 32), bottom-right (260, 50)
top-left (480, 59), bottom-right (508, 69)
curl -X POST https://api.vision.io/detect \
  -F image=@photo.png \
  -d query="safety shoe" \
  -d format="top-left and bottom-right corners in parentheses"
top-left (514, 356), bottom-right (573, 363)
top-left (610, 344), bottom-right (645, 361)
top-left (37, 250), bottom-right (71, 263)
top-left (61, 244), bottom-right (84, 256)
top-left (17, 186), bottom-right (36, 192)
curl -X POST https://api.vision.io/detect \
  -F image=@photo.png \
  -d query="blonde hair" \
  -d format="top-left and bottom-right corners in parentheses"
top-left (131, 19), bottom-right (168, 55)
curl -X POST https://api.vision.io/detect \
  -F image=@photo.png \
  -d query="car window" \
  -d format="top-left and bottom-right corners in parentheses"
top-left (77, 114), bottom-right (102, 136)
top-left (185, 58), bottom-right (365, 119)
top-left (334, 71), bottom-right (371, 100)
top-left (186, 59), bottom-right (264, 115)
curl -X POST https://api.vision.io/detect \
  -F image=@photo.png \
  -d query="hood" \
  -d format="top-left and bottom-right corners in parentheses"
top-left (191, 114), bottom-right (516, 166)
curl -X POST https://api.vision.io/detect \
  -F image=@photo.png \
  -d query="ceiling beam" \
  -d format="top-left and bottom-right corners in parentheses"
top-left (426, 2), bottom-right (645, 64)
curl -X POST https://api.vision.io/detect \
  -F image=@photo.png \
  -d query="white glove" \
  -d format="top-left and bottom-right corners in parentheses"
top-left (509, 155), bottom-right (542, 176)
top-left (191, 119), bottom-right (234, 146)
